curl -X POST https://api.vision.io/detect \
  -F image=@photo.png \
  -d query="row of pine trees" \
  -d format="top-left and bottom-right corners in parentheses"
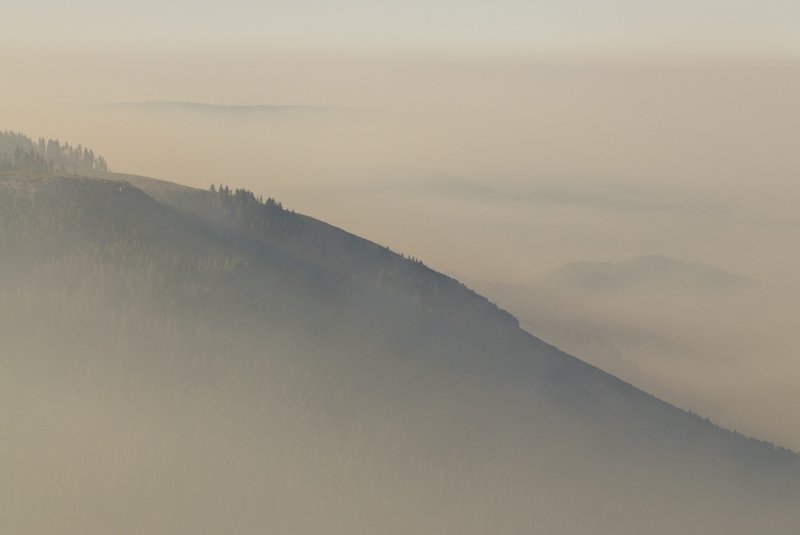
top-left (0, 130), bottom-right (108, 174)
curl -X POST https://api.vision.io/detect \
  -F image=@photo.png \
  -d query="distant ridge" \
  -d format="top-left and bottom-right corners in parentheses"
top-left (544, 254), bottom-right (752, 294)
top-left (105, 101), bottom-right (358, 116)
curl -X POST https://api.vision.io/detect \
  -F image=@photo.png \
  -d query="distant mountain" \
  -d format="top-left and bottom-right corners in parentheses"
top-left (1, 146), bottom-right (798, 534)
top-left (106, 101), bottom-right (358, 118)
top-left (351, 167), bottom-right (513, 202)
top-left (455, 258), bottom-right (780, 454)
top-left (544, 254), bottom-right (752, 295)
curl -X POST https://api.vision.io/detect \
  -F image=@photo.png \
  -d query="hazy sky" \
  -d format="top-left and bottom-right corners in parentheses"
top-left (4, 0), bottom-right (800, 59)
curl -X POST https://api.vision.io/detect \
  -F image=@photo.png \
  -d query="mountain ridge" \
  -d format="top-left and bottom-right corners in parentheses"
top-left (2, 166), bottom-right (798, 534)
top-left (11, 169), bottom-right (792, 457)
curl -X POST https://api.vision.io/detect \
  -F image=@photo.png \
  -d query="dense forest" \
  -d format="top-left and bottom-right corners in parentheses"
top-left (0, 130), bottom-right (108, 174)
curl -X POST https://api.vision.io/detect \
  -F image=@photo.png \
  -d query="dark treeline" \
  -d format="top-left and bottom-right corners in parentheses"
top-left (210, 183), bottom-right (283, 212)
top-left (208, 183), bottom-right (303, 239)
top-left (0, 130), bottom-right (108, 174)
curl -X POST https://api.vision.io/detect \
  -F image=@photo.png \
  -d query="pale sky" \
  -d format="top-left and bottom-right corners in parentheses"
top-left (3, 0), bottom-right (800, 59)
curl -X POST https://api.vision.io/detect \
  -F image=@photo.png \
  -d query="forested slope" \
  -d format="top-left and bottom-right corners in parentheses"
top-left (1, 168), bottom-right (798, 535)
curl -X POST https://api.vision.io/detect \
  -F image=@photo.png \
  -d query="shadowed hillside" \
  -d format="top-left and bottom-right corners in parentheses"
top-left (1, 157), bottom-right (799, 534)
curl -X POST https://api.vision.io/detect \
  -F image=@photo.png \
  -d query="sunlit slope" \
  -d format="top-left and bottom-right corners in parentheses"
top-left (1, 171), bottom-right (798, 534)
